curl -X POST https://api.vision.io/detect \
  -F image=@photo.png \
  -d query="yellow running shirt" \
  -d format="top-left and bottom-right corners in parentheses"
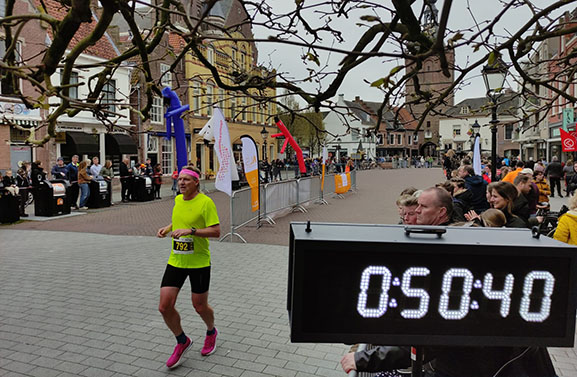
top-left (167, 193), bottom-right (220, 269)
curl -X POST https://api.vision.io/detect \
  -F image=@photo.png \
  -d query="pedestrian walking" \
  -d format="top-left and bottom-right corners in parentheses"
top-left (120, 158), bottom-right (133, 202)
top-left (156, 166), bottom-right (221, 369)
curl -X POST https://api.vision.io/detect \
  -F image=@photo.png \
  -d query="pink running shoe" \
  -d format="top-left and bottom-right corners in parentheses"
top-left (201, 328), bottom-right (218, 356)
top-left (166, 337), bottom-right (192, 369)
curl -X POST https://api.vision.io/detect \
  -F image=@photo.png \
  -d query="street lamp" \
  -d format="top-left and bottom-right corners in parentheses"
top-left (335, 137), bottom-right (342, 161)
top-left (482, 60), bottom-right (508, 180)
top-left (260, 125), bottom-right (269, 160)
top-left (470, 120), bottom-right (481, 150)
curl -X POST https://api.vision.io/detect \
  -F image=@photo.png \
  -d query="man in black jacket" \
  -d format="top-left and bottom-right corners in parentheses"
top-left (545, 156), bottom-right (563, 197)
top-left (457, 165), bottom-right (490, 213)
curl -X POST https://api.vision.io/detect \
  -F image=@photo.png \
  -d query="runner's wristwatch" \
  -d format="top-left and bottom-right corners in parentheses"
top-left (190, 227), bottom-right (196, 235)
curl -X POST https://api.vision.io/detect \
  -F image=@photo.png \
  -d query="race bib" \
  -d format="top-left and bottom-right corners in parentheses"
top-left (172, 238), bottom-right (194, 254)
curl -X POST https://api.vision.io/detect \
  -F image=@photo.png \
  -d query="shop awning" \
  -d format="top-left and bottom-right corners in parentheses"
top-left (105, 133), bottom-right (137, 155)
top-left (61, 132), bottom-right (100, 157)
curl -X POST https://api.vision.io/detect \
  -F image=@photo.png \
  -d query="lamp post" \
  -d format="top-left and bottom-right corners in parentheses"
top-left (482, 60), bottom-right (508, 181)
top-left (470, 120), bottom-right (481, 151)
top-left (260, 125), bottom-right (269, 161)
top-left (336, 137), bottom-right (342, 161)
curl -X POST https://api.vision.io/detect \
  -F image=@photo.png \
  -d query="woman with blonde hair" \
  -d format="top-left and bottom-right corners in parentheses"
top-left (553, 195), bottom-right (577, 245)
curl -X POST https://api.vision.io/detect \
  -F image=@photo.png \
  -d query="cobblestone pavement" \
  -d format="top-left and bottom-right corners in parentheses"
top-left (1, 168), bottom-right (577, 376)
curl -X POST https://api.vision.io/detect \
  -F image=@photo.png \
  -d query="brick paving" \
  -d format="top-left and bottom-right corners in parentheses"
top-left (1, 168), bottom-right (577, 376)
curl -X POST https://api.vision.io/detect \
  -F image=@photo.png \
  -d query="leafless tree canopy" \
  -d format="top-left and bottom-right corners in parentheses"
top-left (2, 0), bottom-right (577, 144)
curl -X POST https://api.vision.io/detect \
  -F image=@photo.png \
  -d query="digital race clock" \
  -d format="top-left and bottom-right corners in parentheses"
top-left (288, 223), bottom-right (577, 347)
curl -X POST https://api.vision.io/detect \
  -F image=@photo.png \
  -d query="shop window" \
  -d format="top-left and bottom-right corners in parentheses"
top-left (161, 138), bottom-right (173, 174)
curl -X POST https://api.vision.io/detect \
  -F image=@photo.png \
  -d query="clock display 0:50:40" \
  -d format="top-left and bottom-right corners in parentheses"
top-left (356, 266), bottom-right (555, 322)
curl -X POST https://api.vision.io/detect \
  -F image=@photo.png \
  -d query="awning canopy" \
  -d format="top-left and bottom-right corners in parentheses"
top-left (105, 133), bottom-right (137, 155)
top-left (61, 132), bottom-right (99, 157)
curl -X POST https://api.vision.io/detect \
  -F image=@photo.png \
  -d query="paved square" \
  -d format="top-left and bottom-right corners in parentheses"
top-left (0, 230), bottom-right (347, 377)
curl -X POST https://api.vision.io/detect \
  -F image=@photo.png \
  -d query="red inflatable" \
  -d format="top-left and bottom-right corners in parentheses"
top-left (272, 117), bottom-right (306, 174)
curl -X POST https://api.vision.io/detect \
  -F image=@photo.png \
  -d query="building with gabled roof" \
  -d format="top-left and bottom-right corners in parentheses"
top-left (439, 93), bottom-right (520, 158)
top-left (1, 0), bottom-right (135, 174)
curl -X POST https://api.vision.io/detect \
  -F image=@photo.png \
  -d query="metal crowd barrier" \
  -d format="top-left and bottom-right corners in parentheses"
top-left (221, 172), bottom-right (359, 243)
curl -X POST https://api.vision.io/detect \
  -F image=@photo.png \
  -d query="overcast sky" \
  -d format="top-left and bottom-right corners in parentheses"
top-left (251, 0), bottom-right (573, 106)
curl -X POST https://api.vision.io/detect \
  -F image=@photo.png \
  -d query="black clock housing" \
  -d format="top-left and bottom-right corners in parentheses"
top-left (288, 223), bottom-right (577, 347)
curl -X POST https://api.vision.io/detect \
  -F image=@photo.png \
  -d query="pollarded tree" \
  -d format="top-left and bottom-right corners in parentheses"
top-left (2, 0), bottom-right (577, 145)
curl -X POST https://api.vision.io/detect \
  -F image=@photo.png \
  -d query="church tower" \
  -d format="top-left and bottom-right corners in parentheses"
top-left (404, 0), bottom-right (454, 156)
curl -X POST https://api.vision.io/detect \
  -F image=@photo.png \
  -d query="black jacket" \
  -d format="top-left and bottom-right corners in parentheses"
top-left (464, 175), bottom-right (489, 212)
top-left (119, 162), bottom-right (133, 178)
top-left (354, 346), bottom-right (556, 377)
top-left (545, 161), bottom-right (563, 178)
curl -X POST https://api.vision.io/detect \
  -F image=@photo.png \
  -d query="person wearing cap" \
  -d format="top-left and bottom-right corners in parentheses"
top-left (156, 165), bottom-right (220, 369)
top-left (51, 157), bottom-right (68, 180)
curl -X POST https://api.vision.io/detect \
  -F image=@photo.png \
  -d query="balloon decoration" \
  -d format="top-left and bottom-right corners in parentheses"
top-left (162, 87), bottom-right (190, 172)
top-left (272, 116), bottom-right (306, 174)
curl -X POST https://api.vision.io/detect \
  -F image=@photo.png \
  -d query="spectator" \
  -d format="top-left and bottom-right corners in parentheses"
top-left (90, 156), bottom-right (102, 177)
top-left (398, 194), bottom-right (419, 225)
top-left (512, 174), bottom-right (531, 224)
top-left (519, 168), bottom-right (539, 216)
top-left (2, 170), bottom-right (19, 196)
top-left (51, 157), bottom-right (68, 180)
top-left (120, 158), bottom-right (134, 203)
top-left (501, 160), bottom-right (524, 183)
top-left (100, 160), bottom-right (114, 180)
top-left (486, 181), bottom-right (527, 228)
top-left (78, 160), bottom-right (92, 209)
top-left (544, 156), bottom-right (563, 197)
top-left (16, 168), bottom-right (30, 217)
top-left (66, 155), bottom-right (80, 210)
top-left (153, 163), bottom-right (163, 199)
top-left (479, 208), bottom-right (507, 227)
top-left (553, 194), bottom-right (577, 245)
top-left (415, 187), bottom-right (453, 226)
top-left (457, 165), bottom-right (489, 212)
top-left (534, 170), bottom-right (551, 204)
top-left (564, 159), bottom-right (575, 195)
top-left (30, 160), bottom-right (46, 187)
top-left (100, 160), bottom-right (114, 204)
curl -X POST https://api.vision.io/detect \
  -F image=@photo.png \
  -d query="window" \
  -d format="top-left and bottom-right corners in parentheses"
top-left (101, 79), bottom-right (116, 115)
top-left (160, 64), bottom-right (172, 87)
top-left (352, 129), bottom-right (360, 141)
top-left (397, 134), bottom-right (402, 144)
top-left (231, 48), bottom-right (237, 66)
top-left (505, 124), bottom-right (513, 140)
top-left (389, 134), bottom-right (395, 145)
top-left (460, 106), bottom-right (469, 115)
top-left (207, 46), bottom-right (214, 64)
top-left (0, 37), bottom-right (22, 94)
top-left (241, 48), bottom-right (246, 70)
top-left (206, 84), bottom-right (213, 116)
top-left (69, 71), bottom-right (79, 100)
top-left (241, 96), bottom-right (247, 121)
top-left (218, 88), bottom-right (225, 112)
top-left (150, 96), bottom-right (163, 124)
top-left (192, 81), bottom-right (201, 115)
top-left (426, 121), bottom-right (431, 128)
top-left (147, 135), bottom-right (158, 153)
top-left (230, 93), bottom-right (236, 119)
top-left (413, 134), bottom-right (418, 144)
top-left (453, 127), bottom-right (461, 136)
top-left (161, 138), bottom-right (173, 174)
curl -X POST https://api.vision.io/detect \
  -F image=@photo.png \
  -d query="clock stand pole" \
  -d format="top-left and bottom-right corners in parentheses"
top-left (411, 346), bottom-right (423, 377)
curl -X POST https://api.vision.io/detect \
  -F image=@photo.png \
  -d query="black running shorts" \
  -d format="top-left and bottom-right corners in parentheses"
top-left (160, 264), bottom-right (211, 294)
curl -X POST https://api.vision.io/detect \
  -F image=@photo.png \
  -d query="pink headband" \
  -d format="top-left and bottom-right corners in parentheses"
top-left (180, 169), bottom-right (200, 179)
